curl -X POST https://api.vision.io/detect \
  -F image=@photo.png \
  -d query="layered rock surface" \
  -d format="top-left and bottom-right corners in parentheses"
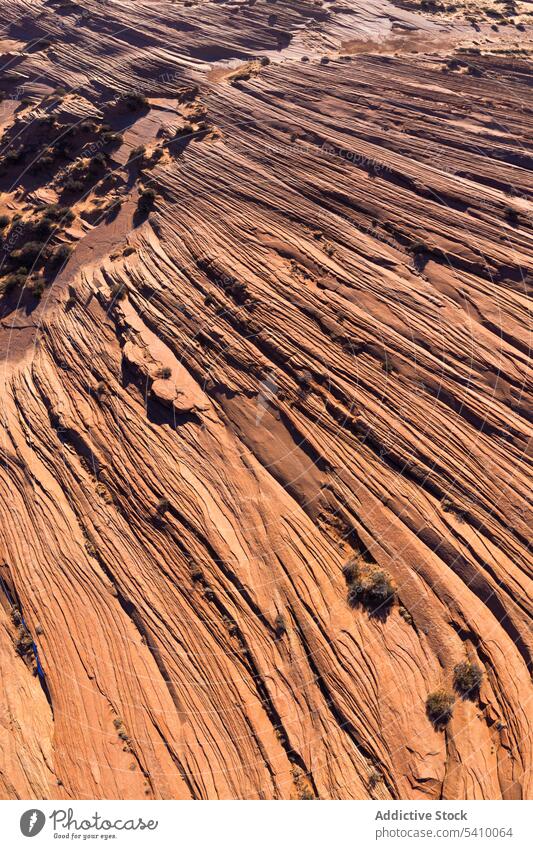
top-left (0, 0), bottom-right (532, 799)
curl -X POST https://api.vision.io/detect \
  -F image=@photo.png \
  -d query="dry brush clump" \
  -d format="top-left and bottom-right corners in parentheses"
top-left (343, 558), bottom-right (395, 614)
top-left (155, 497), bottom-right (170, 515)
top-left (137, 187), bottom-right (156, 214)
top-left (453, 661), bottom-right (483, 698)
top-left (426, 690), bottom-right (454, 728)
top-left (0, 204), bottom-right (75, 299)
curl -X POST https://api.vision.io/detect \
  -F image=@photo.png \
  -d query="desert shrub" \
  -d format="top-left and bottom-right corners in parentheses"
top-left (102, 130), bottom-right (123, 147)
top-left (426, 690), bottom-right (454, 727)
top-left (122, 91), bottom-right (148, 110)
top-left (274, 613), bottom-right (286, 639)
top-left (32, 278), bottom-right (46, 299)
top-left (35, 216), bottom-right (56, 237)
top-left (399, 605), bottom-right (413, 625)
top-left (113, 718), bottom-right (130, 742)
top-left (505, 206), bottom-right (519, 225)
top-left (30, 154), bottom-right (55, 173)
top-left (89, 151), bottom-right (107, 173)
top-left (51, 244), bottom-right (73, 266)
top-left (128, 144), bottom-right (146, 163)
top-left (156, 366), bottom-right (171, 379)
top-left (0, 269), bottom-right (28, 294)
top-left (109, 282), bottom-right (126, 301)
top-left (178, 123), bottom-right (194, 138)
top-left (342, 557), bottom-right (359, 584)
top-left (156, 497), bottom-right (170, 515)
top-left (298, 787), bottom-right (315, 800)
top-left (453, 662), bottom-right (483, 697)
top-left (368, 770), bottom-right (382, 789)
top-left (43, 204), bottom-right (75, 224)
top-left (13, 241), bottom-right (43, 264)
top-left (347, 565), bottom-right (395, 612)
top-left (138, 187), bottom-right (156, 213)
top-left (4, 148), bottom-right (24, 165)
top-left (0, 214), bottom-right (10, 229)
top-left (15, 627), bottom-right (34, 657)
top-left (105, 197), bottom-right (123, 218)
top-left (63, 177), bottom-right (84, 192)
top-left (10, 606), bottom-right (22, 626)
top-left (80, 119), bottom-right (99, 132)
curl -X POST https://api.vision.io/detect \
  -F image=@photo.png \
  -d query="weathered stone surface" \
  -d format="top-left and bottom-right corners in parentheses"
top-left (0, 0), bottom-right (531, 800)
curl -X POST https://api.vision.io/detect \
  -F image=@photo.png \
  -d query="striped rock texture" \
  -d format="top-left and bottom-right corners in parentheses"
top-left (0, 0), bottom-right (531, 799)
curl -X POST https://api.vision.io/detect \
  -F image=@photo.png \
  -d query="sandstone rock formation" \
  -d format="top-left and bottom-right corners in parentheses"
top-left (0, 0), bottom-right (531, 800)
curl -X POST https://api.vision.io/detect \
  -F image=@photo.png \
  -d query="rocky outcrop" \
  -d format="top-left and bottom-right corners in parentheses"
top-left (0, 0), bottom-right (531, 799)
